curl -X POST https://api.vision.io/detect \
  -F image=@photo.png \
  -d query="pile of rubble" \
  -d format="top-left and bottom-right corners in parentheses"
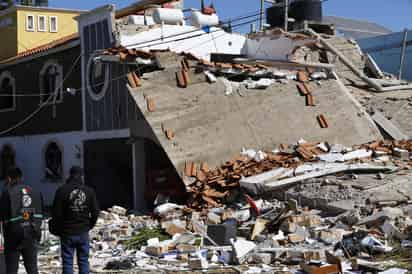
top-left (184, 140), bottom-right (412, 209)
top-left (32, 139), bottom-right (412, 273)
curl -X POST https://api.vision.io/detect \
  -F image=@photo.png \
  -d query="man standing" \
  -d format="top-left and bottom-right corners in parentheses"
top-left (51, 166), bottom-right (99, 274)
top-left (0, 166), bottom-right (43, 274)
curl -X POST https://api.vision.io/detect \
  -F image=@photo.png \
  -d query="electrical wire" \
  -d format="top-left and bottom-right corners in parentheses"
top-left (0, 54), bottom-right (82, 136)
top-left (121, 11), bottom-right (263, 49)
top-left (0, 16), bottom-right (263, 135)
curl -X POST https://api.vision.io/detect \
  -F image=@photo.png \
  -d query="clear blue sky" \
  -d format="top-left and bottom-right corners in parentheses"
top-left (51, 0), bottom-right (412, 32)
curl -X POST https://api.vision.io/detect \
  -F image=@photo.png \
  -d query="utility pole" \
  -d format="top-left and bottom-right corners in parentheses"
top-left (284, 0), bottom-right (289, 31)
top-left (399, 28), bottom-right (408, 80)
top-left (260, 0), bottom-right (264, 31)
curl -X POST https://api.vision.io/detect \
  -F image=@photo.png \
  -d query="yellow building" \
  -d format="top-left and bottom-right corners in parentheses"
top-left (0, 5), bottom-right (83, 60)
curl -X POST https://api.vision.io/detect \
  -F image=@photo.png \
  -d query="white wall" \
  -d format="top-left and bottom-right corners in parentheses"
top-left (245, 35), bottom-right (315, 61)
top-left (120, 25), bottom-right (246, 61)
top-left (0, 129), bottom-right (130, 206)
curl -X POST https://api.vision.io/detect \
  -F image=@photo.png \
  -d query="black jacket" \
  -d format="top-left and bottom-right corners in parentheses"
top-left (51, 177), bottom-right (99, 237)
top-left (0, 183), bottom-right (44, 248)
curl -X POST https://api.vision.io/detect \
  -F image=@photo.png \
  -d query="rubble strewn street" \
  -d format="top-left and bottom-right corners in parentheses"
top-left (31, 139), bottom-right (412, 273)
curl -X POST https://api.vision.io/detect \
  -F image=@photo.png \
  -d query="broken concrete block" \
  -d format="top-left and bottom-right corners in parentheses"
top-left (207, 212), bottom-right (221, 225)
top-left (110, 206), bottom-right (127, 216)
top-left (251, 218), bottom-right (269, 241)
top-left (231, 239), bottom-right (256, 264)
top-left (288, 233), bottom-right (305, 243)
top-left (318, 230), bottom-right (343, 245)
top-left (393, 148), bottom-right (410, 160)
top-left (161, 220), bottom-right (187, 236)
top-left (381, 220), bottom-right (405, 240)
top-left (250, 253), bottom-right (272, 265)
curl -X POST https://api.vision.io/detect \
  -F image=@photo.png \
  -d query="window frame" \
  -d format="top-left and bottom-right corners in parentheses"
top-left (43, 140), bottom-right (64, 181)
top-left (37, 15), bottom-right (46, 32)
top-left (49, 16), bottom-right (58, 33)
top-left (0, 71), bottom-right (16, 113)
top-left (86, 53), bottom-right (110, 101)
top-left (39, 60), bottom-right (64, 105)
top-left (0, 144), bottom-right (16, 180)
top-left (26, 14), bottom-right (35, 32)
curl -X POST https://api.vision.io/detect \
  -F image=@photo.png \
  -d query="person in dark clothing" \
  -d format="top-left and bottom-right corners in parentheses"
top-left (0, 166), bottom-right (43, 274)
top-left (51, 166), bottom-right (99, 274)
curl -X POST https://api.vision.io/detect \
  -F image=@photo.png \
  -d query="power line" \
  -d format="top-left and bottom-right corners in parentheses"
top-left (0, 53), bottom-right (82, 136)
top-left (122, 11), bottom-right (263, 49)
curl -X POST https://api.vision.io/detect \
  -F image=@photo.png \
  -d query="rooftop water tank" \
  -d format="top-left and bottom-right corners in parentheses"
top-left (289, 0), bottom-right (322, 23)
top-left (191, 11), bottom-right (219, 28)
top-left (266, 4), bottom-right (285, 28)
top-left (152, 8), bottom-right (184, 25)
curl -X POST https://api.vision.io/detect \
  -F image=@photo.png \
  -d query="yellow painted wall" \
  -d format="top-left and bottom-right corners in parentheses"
top-left (0, 10), bottom-right (18, 60)
top-left (16, 9), bottom-right (80, 54)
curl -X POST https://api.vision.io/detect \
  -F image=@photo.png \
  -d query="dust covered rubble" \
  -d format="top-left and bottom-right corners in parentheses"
top-left (33, 140), bottom-right (412, 273)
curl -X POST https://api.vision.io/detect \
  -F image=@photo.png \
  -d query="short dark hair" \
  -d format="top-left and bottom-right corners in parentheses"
top-left (69, 166), bottom-right (83, 176)
top-left (6, 166), bottom-right (22, 180)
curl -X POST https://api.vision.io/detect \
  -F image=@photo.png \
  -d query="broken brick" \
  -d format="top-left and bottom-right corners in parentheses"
top-left (147, 98), bottom-right (155, 112)
top-left (297, 70), bottom-right (309, 82)
top-left (297, 83), bottom-right (309, 96)
top-left (317, 114), bottom-right (329, 128)
top-left (306, 94), bottom-right (315, 106)
top-left (185, 162), bottom-right (193, 177)
top-left (165, 129), bottom-right (175, 140)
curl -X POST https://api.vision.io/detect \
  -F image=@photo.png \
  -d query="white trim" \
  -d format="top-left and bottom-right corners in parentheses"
top-left (86, 53), bottom-right (110, 101)
top-left (26, 14), bottom-right (35, 32)
top-left (37, 15), bottom-right (46, 32)
top-left (49, 16), bottom-right (58, 33)
top-left (0, 71), bottom-right (16, 113)
top-left (39, 60), bottom-right (64, 105)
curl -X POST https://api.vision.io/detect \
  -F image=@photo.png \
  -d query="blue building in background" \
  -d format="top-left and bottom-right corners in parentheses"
top-left (358, 30), bottom-right (412, 81)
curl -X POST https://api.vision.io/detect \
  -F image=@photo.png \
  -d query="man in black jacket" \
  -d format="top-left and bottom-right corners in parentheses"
top-left (0, 166), bottom-right (43, 274)
top-left (52, 166), bottom-right (99, 274)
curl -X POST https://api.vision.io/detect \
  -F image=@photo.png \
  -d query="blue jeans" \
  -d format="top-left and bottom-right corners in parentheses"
top-left (61, 232), bottom-right (90, 274)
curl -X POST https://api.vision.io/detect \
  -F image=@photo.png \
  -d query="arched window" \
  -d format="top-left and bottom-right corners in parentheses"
top-left (44, 141), bottom-right (63, 180)
top-left (0, 71), bottom-right (16, 112)
top-left (1, 145), bottom-right (15, 179)
top-left (86, 53), bottom-right (110, 101)
top-left (40, 61), bottom-right (63, 104)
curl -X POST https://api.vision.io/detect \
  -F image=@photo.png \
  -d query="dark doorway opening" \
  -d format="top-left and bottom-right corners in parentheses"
top-left (144, 139), bottom-right (187, 209)
top-left (84, 138), bottom-right (133, 210)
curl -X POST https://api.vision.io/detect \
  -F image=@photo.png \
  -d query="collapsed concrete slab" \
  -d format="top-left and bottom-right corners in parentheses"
top-left (128, 64), bottom-right (382, 174)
